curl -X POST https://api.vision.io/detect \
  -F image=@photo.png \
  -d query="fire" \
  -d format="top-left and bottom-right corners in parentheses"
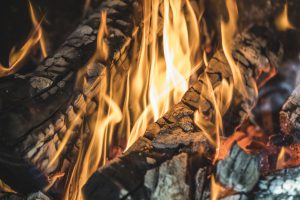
top-left (194, 0), bottom-right (245, 162)
top-left (275, 2), bottom-right (295, 31)
top-left (276, 147), bottom-right (286, 169)
top-left (127, 0), bottom-right (202, 148)
top-left (276, 144), bottom-right (300, 170)
top-left (211, 175), bottom-right (221, 200)
top-left (0, 1), bottom-right (47, 77)
top-left (60, 1), bottom-right (203, 199)
top-left (59, 11), bottom-right (111, 200)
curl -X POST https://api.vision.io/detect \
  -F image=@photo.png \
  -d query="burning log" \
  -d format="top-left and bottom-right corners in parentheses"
top-left (83, 24), bottom-right (283, 199)
top-left (0, 0), bottom-right (141, 196)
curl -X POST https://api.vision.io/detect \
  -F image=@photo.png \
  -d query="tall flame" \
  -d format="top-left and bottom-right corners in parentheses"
top-left (127, 0), bottom-right (202, 148)
top-left (0, 1), bottom-right (47, 77)
top-left (61, 11), bottom-right (111, 200)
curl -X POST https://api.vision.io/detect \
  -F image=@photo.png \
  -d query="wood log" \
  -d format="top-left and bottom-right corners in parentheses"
top-left (83, 24), bottom-right (283, 200)
top-left (0, 0), bottom-right (141, 196)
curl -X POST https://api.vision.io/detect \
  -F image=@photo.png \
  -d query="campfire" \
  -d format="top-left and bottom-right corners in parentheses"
top-left (1, 0), bottom-right (300, 199)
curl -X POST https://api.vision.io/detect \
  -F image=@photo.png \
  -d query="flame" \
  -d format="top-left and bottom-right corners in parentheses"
top-left (62, 2), bottom-right (203, 198)
top-left (276, 147), bottom-right (286, 169)
top-left (0, 1), bottom-right (47, 77)
top-left (221, 0), bottom-right (248, 99)
top-left (126, 0), bottom-right (202, 148)
top-left (194, 0), bottom-right (239, 162)
top-left (211, 175), bottom-right (221, 200)
top-left (275, 2), bottom-right (295, 31)
top-left (275, 144), bottom-right (300, 170)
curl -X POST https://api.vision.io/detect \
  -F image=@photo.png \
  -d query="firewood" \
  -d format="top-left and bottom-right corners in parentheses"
top-left (83, 25), bottom-right (283, 200)
top-left (0, 0), bottom-right (141, 195)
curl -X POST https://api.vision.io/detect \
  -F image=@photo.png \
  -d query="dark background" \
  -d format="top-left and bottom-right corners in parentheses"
top-left (0, 0), bottom-right (88, 66)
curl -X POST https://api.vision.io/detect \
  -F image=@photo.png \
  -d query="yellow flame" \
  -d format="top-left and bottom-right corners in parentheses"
top-left (275, 2), bottom-right (295, 31)
top-left (221, 0), bottom-right (245, 97)
top-left (276, 147), bottom-right (286, 169)
top-left (0, 1), bottom-right (47, 77)
top-left (46, 11), bottom-right (110, 199)
top-left (127, 0), bottom-right (202, 148)
top-left (211, 175), bottom-right (221, 200)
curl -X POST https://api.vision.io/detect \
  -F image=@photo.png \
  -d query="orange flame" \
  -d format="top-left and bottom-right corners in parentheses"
top-left (127, 0), bottom-right (202, 148)
top-left (276, 147), bottom-right (286, 169)
top-left (275, 2), bottom-right (295, 31)
top-left (0, 1), bottom-right (47, 77)
top-left (211, 175), bottom-right (221, 200)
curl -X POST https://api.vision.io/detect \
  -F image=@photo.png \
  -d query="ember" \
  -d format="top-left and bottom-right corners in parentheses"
top-left (1, 0), bottom-right (300, 200)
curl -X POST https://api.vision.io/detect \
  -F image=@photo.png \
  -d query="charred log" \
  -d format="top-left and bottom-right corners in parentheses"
top-left (83, 24), bottom-right (283, 200)
top-left (0, 0), bottom-right (141, 196)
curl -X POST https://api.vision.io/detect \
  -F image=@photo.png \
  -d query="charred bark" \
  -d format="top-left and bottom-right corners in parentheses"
top-left (83, 24), bottom-right (283, 200)
top-left (0, 0), bottom-right (141, 196)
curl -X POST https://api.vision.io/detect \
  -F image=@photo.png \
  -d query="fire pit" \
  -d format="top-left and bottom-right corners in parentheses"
top-left (0, 0), bottom-right (300, 199)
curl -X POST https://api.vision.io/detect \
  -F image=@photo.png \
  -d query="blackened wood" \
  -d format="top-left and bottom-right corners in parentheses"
top-left (0, 0), bottom-right (141, 196)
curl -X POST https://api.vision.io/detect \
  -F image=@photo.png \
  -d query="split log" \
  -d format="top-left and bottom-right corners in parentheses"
top-left (0, 0), bottom-right (141, 196)
top-left (83, 25), bottom-right (283, 200)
